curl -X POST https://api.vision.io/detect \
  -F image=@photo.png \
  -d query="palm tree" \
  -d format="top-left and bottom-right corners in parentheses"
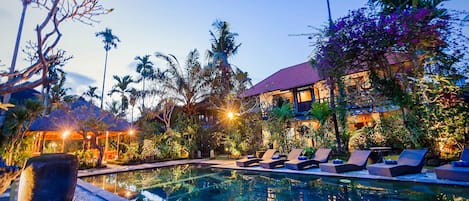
top-left (309, 101), bottom-right (332, 146)
top-left (369, 0), bottom-right (445, 14)
top-left (83, 86), bottom-right (100, 105)
top-left (128, 88), bottom-right (138, 124)
top-left (134, 55), bottom-right (154, 110)
top-left (4, 99), bottom-right (43, 165)
top-left (155, 49), bottom-right (210, 115)
top-left (106, 100), bottom-right (120, 117)
top-left (49, 71), bottom-right (71, 108)
top-left (96, 28), bottom-right (120, 109)
top-left (207, 20), bottom-right (241, 93)
top-left (108, 75), bottom-right (134, 117)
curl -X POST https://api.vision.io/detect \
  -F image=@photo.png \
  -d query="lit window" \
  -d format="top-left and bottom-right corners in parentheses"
top-left (297, 90), bottom-right (312, 103)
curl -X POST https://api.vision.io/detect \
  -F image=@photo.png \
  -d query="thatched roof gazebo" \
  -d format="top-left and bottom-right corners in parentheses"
top-left (28, 98), bottom-right (133, 157)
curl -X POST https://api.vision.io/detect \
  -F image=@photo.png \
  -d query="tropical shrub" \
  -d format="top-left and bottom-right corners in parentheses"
top-left (266, 98), bottom-right (295, 154)
top-left (73, 149), bottom-right (96, 169)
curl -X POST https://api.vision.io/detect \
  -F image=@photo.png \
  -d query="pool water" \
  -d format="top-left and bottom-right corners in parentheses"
top-left (82, 164), bottom-right (469, 201)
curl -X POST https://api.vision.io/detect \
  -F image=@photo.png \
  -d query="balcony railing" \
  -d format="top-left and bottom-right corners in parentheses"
top-left (296, 101), bottom-right (312, 113)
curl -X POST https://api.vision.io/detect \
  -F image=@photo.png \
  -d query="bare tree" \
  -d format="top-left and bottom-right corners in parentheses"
top-left (0, 0), bottom-right (109, 96)
top-left (151, 97), bottom-right (176, 135)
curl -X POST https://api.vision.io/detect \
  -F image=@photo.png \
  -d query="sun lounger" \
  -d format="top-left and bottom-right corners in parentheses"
top-left (367, 149), bottom-right (428, 177)
top-left (319, 150), bottom-right (371, 173)
top-left (435, 148), bottom-right (469, 182)
top-left (236, 149), bottom-right (276, 167)
top-left (285, 148), bottom-right (332, 170)
top-left (260, 148), bottom-right (304, 169)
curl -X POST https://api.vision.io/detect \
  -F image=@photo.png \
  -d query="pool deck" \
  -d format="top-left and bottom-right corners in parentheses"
top-left (212, 160), bottom-right (469, 187)
top-left (2, 159), bottom-right (467, 201)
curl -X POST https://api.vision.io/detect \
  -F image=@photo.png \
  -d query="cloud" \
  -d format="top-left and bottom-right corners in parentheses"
top-left (66, 71), bottom-right (96, 87)
top-left (127, 61), bottom-right (136, 70)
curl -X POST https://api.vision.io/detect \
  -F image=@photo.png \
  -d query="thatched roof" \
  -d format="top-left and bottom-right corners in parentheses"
top-left (29, 98), bottom-right (132, 140)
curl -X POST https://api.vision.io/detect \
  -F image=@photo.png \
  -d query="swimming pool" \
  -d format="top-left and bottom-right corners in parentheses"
top-left (82, 164), bottom-right (469, 201)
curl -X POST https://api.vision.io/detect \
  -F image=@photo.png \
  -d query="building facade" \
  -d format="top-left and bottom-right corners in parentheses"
top-left (244, 62), bottom-right (399, 146)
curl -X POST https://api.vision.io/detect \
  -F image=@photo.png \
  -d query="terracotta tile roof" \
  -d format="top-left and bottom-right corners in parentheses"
top-left (244, 62), bottom-right (322, 97)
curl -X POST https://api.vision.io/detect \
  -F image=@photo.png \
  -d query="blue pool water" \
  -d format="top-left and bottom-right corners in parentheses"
top-left (82, 164), bottom-right (469, 201)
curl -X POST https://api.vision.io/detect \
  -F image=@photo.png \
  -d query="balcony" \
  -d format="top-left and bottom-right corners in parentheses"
top-left (296, 101), bottom-right (312, 114)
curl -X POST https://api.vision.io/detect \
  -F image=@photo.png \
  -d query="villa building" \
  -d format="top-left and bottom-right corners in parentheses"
top-left (244, 62), bottom-right (399, 146)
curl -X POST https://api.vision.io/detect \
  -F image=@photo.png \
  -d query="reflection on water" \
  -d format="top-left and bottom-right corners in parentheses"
top-left (82, 164), bottom-right (469, 201)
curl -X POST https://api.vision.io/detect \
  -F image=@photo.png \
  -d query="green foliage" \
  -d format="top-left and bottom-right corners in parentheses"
top-left (174, 113), bottom-right (203, 155)
top-left (307, 101), bottom-right (338, 150)
top-left (156, 131), bottom-right (188, 160)
top-left (222, 111), bottom-right (263, 157)
top-left (141, 139), bottom-right (157, 159)
top-left (309, 101), bottom-right (331, 125)
top-left (122, 142), bottom-right (141, 162)
top-left (109, 75), bottom-right (135, 117)
top-left (266, 99), bottom-right (295, 153)
top-left (208, 20), bottom-right (242, 67)
top-left (73, 149), bottom-right (96, 169)
top-left (95, 28), bottom-right (120, 52)
top-left (1, 99), bottom-right (43, 166)
top-left (414, 76), bottom-right (468, 158)
top-left (303, 147), bottom-right (316, 159)
top-left (310, 119), bottom-right (337, 149)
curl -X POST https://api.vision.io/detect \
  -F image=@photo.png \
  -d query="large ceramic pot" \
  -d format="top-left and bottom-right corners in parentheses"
top-left (18, 154), bottom-right (78, 201)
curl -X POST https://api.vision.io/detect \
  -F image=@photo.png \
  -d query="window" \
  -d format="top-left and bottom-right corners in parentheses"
top-left (296, 89), bottom-right (313, 113)
top-left (297, 90), bottom-right (312, 103)
top-left (273, 93), bottom-right (293, 107)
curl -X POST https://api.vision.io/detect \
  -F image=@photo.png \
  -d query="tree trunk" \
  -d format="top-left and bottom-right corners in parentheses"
top-left (91, 136), bottom-right (104, 167)
top-left (142, 78), bottom-right (145, 110)
top-left (0, 3), bottom-right (29, 127)
top-left (100, 50), bottom-right (109, 109)
top-left (6, 123), bottom-right (24, 166)
top-left (329, 80), bottom-right (342, 152)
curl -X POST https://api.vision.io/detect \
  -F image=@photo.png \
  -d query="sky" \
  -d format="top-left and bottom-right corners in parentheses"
top-left (0, 0), bottom-right (468, 109)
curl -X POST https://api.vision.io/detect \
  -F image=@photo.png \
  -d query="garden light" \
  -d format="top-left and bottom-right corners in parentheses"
top-left (227, 111), bottom-right (234, 120)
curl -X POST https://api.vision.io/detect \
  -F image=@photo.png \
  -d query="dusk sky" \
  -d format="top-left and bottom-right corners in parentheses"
top-left (0, 0), bottom-right (467, 106)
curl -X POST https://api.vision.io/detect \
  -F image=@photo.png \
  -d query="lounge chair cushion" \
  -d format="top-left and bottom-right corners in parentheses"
top-left (452, 160), bottom-right (469, 167)
top-left (384, 159), bottom-right (397, 165)
top-left (298, 156), bottom-right (307, 160)
top-left (247, 155), bottom-right (255, 159)
top-left (271, 155), bottom-right (280, 159)
top-left (333, 159), bottom-right (343, 164)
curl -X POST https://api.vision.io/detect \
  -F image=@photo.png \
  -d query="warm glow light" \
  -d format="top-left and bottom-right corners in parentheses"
top-left (125, 191), bottom-right (132, 198)
top-left (129, 129), bottom-right (134, 135)
top-left (86, 135), bottom-right (91, 140)
top-left (227, 111), bottom-right (234, 119)
top-left (62, 130), bottom-right (70, 139)
top-left (50, 142), bottom-right (57, 148)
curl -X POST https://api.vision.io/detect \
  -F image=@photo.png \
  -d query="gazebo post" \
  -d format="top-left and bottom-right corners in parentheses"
top-left (117, 132), bottom-right (121, 159)
top-left (41, 133), bottom-right (46, 154)
top-left (104, 131), bottom-right (109, 161)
